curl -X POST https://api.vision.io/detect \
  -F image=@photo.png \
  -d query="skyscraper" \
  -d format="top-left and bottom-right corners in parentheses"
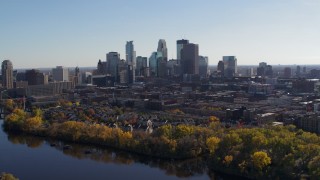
top-left (1, 60), bottom-right (13, 89)
top-left (106, 52), bottom-right (120, 77)
top-left (157, 39), bottom-right (168, 61)
top-left (149, 52), bottom-right (163, 77)
top-left (217, 60), bottom-right (224, 77)
top-left (136, 56), bottom-right (148, 76)
top-left (176, 39), bottom-right (189, 63)
top-left (199, 56), bottom-right (208, 78)
top-left (126, 41), bottom-right (136, 82)
top-left (52, 66), bottom-right (69, 82)
top-left (257, 62), bottom-right (273, 77)
top-left (126, 41), bottom-right (136, 66)
top-left (181, 43), bottom-right (199, 75)
top-left (223, 56), bottom-right (237, 78)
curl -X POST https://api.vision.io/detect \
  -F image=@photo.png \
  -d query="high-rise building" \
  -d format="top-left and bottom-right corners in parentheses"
top-left (149, 52), bottom-right (163, 77)
top-left (167, 59), bottom-right (178, 76)
top-left (97, 59), bottom-right (106, 75)
top-left (157, 39), bottom-right (168, 61)
top-left (176, 39), bottom-right (189, 63)
top-left (25, 69), bottom-right (47, 85)
top-left (199, 56), bottom-right (208, 78)
top-left (257, 62), bottom-right (273, 77)
top-left (126, 41), bottom-right (136, 82)
top-left (283, 67), bottom-right (292, 78)
top-left (1, 60), bottom-right (13, 89)
top-left (181, 43), bottom-right (199, 75)
top-left (52, 66), bottom-right (69, 82)
top-left (136, 56), bottom-right (148, 76)
top-left (106, 52), bottom-right (120, 77)
top-left (126, 41), bottom-right (136, 66)
top-left (296, 66), bottom-right (301, 77)
top-left (223, 56), bottom-right (237, 78)
top-left (217, 60), bottom-right (224, 77)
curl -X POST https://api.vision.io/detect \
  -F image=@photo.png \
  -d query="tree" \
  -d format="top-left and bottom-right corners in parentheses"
top-left (5, 99), bottom-right (14, 111)
top-left (223, 155), bottom-right (233, 166)
top-left (0, 172), bottom-right (19, 180)
top-left (209, 116), bottom-right (219, 122)
top-left (206, 136), bottom-right (220, 155)
top-left (252, 151), bottom-right (271, 171)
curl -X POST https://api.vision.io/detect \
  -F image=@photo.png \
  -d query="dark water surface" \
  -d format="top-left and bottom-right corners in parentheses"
top-left (0, 120), bottom-right (243, 180)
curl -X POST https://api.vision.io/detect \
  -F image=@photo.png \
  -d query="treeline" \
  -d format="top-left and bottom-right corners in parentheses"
top-left (3, 107), bottom-right (320, 179)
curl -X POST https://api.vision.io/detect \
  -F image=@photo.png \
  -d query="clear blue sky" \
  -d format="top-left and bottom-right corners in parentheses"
top-left (0, 0), bottom-right (319, 68)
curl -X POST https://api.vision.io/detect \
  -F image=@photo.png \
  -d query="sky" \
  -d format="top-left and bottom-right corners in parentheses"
top-left (0, 0), bottom-right (319, 68)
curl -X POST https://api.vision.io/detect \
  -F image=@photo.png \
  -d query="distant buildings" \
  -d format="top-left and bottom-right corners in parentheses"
top-left (199, 56), bottom-right (208, 78)
top-left (126, 41), bottom-right (136, 82)
top-left (257, 62), bottom-right (273, 77)
top-left (283, 67), bottom-right (292, 78)
top-left (106, 52), bottom-right (120, 78)
top-left (223, 56), bottom-right (237, 78)
top-left (217, 60), bottom-right (224, 77)
top-left (136, 56), bottom-right (148, 76)
top-left (52, 66), bottom-right (69, 82)
top-left (176, 39), bottom-right (189, 64)
top-left (25, 69), bottom-right (48, 85)
top-left (157, 39), bottom-right (168, 61)
top-left (181, 43), bottom-right (199, 75)
top-left (149, 52), bottom-right (162, 77)
top-left (1, 60), bottom-right (13, 89)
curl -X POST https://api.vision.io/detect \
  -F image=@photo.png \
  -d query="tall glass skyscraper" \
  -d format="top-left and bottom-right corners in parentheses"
top-left (125, 41), bottom-right (136, 67)
top-left (126, 41), bottom-right (136, 82)
top-left (223, 56), bottom-right (237, 78)
top-left (157, 39), bottom-right (168, 61)
top-left (176, 39), bottom-right (189, 63)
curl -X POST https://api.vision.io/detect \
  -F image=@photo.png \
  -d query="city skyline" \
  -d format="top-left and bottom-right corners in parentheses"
top-left (1, 0), bottom-right (320, 68)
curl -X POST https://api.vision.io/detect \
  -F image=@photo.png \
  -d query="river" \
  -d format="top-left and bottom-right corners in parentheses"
top-left (0, 119), bottom-right (245, 180)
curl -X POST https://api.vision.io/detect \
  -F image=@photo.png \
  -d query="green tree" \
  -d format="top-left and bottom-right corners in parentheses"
top-left (206, 136), bottom-right (220, 155)
top-left (252, 151), bottom-right (271, 171)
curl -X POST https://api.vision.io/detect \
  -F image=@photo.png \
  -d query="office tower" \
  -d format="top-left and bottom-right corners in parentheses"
top-left (167, 59), bottom-right (178, 76)
top-left (157, 39), bottom-right (168, 61)
top-left (223, 56), bottom-right (237, 78)
top-left (97, 59), bottom-right (106, 75)
top-left (25, 69), bottom-right (47, 85)
top-left (181, 43), bottom-right (199, 75)
top-left (126, 41), bottom-right (136, 66)
top-left (136, 56), bottom-right (148, 76)
top-left (199, 56), bottom-right (208, 78)
top-left (303, 66), bottom-right (307, 74)
top-left (125, 41), bottom-right (136, 81)
top-left (283, 67), bottom-right (292, 78)
top-left (176, 39), bottom-right (189, 63)
top-left (106, 52), bottom-right (120, 77)
top-left (257, 62), bottom-right (273, 77)
top-left (1, 60), bottom-right (13, 89)
top-left (74, 66), bottom-right (80, 85)
top-left (296, 66), bottom-right (301, 77)
top-left (118, 59), bottom-right (128, 84)
top-left (217, 60), bottom-right (224, 77)
top-left (52, 66), bottom-right (69, 82)
top-left (149, 52), bottom-right (163, 77)
top-left (81, 72), bottom-right (92, 84)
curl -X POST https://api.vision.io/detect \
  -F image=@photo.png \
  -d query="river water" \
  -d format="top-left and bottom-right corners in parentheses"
top-left (0, 119), bottom-right (245, 180)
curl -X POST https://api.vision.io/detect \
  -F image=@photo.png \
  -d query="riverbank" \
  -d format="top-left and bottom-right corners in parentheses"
top-left (3, 108), bottom-right (320, 179)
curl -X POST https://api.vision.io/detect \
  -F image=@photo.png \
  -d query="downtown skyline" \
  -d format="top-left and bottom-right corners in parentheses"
top-left (1, 0), bottom-right (320, 68)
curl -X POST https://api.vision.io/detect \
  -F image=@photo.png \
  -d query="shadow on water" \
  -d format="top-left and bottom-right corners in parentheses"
top-left (4, 129), bottom-right (248, 180)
